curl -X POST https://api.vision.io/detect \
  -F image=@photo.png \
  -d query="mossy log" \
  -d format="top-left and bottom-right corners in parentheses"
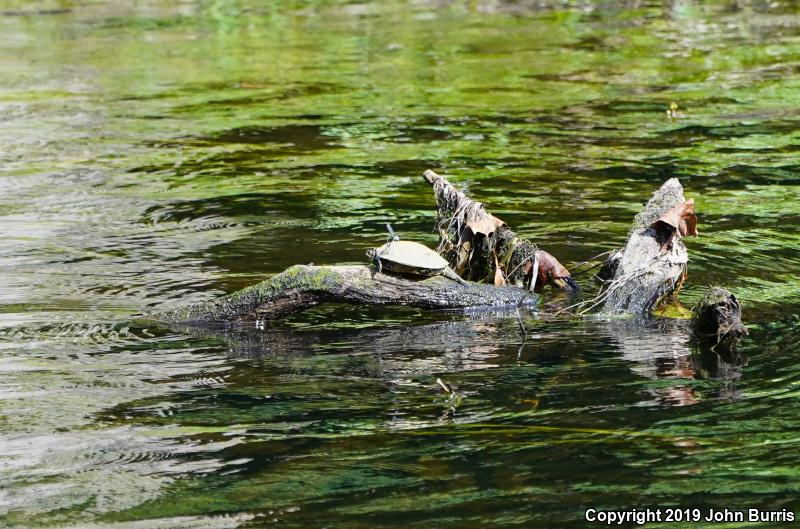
top-left (154, 265), bottom-right (536, 325)
top-left (598, 178), bottom-right (693, 314)
top-left (691, 287), bottom-right (747, 345)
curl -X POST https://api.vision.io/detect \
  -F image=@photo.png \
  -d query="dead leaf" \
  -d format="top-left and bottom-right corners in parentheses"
top-left (493, 253), bottom-right (506, 287)
top-left (456, 243), bottom-right (471, 275)
top-left (466, 212), bottom-right (505, 236)
top-left (536, 250), bottom-right (571, 288)
top-left (652, 199), bottom-right (698, 238)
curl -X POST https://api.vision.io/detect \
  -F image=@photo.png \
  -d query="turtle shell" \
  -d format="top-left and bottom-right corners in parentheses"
top-left (372, 241), bottom-right (449, 274)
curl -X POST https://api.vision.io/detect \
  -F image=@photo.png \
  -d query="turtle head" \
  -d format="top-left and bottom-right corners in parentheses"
top-left (366, 242), bottom-right (390, 262)
top-left (366, 247), bottom-right (384, 274)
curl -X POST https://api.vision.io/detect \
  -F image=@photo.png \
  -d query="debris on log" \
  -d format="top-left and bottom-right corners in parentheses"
top-left (422, 169), bottom-right (576, 292)
top-left (153, 265), bottom-right (537, 325)
top-left (691, 286), bottom-right (747, 346)
top-left (596, 178), bottom-right (697, 314)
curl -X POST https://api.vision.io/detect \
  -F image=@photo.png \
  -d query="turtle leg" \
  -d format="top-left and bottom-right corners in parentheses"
top-left (443, 267), bottom-right (469, 285)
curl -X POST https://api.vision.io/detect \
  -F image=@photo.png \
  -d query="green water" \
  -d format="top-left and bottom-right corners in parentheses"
top-left (2, 1), bottom-right (800, 527)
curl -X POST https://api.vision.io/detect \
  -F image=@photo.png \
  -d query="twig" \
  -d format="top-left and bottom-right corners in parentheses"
top-left (569, 250), bottom-right (615, 272)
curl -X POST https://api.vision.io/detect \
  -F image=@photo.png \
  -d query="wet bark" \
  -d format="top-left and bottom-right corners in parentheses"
top-left (153, 264), bottom-right (536, 325)
top-left (598, 178), bottom-right (691, 314)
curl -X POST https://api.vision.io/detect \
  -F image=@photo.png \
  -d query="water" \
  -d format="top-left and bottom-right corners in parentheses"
top-left (1, 1), bottom-right (800, 527)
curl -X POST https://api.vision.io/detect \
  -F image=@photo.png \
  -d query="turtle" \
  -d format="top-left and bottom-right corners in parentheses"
top-left (366, 240), bottom-right (468, 285)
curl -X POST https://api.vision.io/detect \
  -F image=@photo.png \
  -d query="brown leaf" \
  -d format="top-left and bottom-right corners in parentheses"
top-left (455, 241), bottom-right (471, 275)
top-left (534, 250), bottom-right (575, 291)
top-left (493, 254), bottom-right (506, 287)
top-left (466, 213), bottom-right (505, 237)
top-left (652, 199), bottom-right (698, 238)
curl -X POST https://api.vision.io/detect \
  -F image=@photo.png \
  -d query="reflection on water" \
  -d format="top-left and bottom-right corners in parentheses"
top-left (2, 0), bottom-right (800, 527)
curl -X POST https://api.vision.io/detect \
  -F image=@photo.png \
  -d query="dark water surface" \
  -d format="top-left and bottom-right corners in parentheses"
top-left (2, 1), bottom-right (800, 527)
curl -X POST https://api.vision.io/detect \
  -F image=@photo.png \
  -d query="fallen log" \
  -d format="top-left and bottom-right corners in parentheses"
top-left (597, 178), bottom-right (696, 314)
top-left (154, 175), bottom-right (714, 325)
top-left (154, 264), bottom-right (536, 325)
